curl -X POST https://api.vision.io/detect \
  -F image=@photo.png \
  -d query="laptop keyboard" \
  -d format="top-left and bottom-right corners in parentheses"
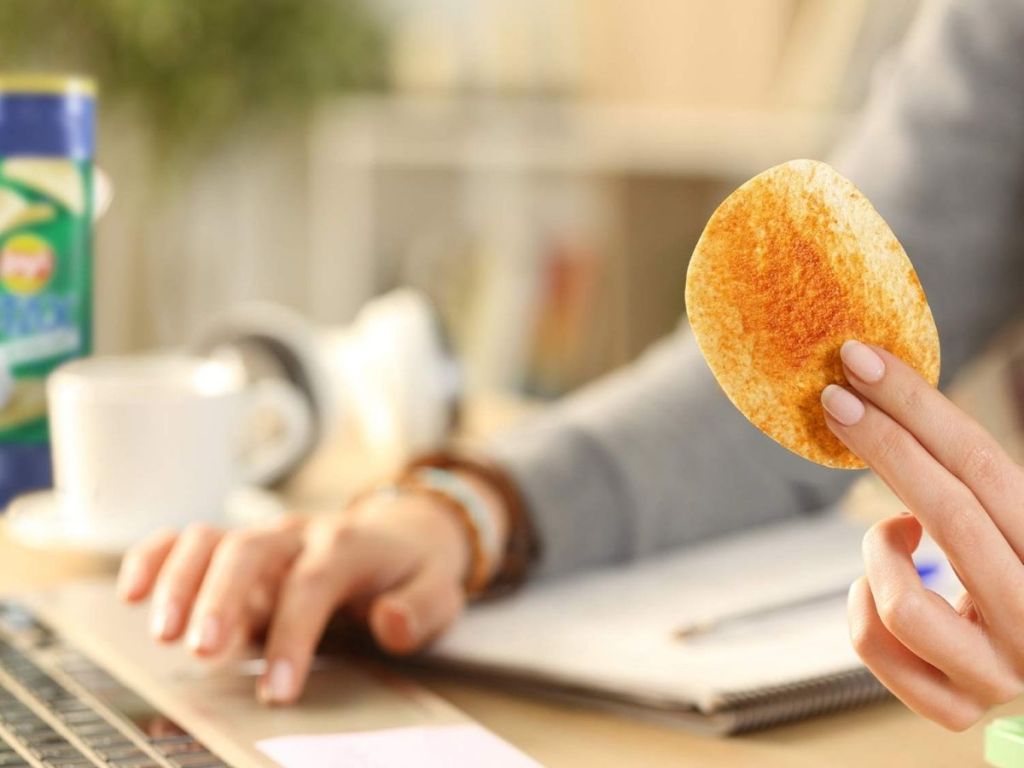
top-left (0, 602), bottom-right (229, 768)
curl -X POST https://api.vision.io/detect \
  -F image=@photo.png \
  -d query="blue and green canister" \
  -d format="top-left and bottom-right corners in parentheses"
top-left (0, 75), bottom-right (96, 507)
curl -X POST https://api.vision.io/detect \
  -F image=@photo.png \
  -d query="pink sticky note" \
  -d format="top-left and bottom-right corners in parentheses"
top-left (256, 723), bottom-right (544, 768)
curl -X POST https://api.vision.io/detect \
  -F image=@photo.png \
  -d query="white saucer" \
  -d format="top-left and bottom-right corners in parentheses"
top-left (3, 486), bottom-right (286, 556)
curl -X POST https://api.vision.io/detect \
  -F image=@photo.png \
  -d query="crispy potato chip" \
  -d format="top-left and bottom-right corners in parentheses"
top-left (685, 159), bottom-right (940, 469)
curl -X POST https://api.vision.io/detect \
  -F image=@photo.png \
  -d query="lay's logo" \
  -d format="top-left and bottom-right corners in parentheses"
top-left (1, 234), bottom-right (54, 295)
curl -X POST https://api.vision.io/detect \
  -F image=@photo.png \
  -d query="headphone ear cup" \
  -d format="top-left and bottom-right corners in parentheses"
top-left (190, 302), bottom-right (326, 480)
top-left (343, 290), bottom-right (461, 464)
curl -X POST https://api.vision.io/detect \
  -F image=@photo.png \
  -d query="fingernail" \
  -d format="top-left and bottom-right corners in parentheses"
top-left (260, 659), bottom-right (295, 704)
top-left (387, 605), bottom-right (419, 649)
top-left (400, 609), bottom-right (419, 646)
top-left (821, 384), bottom-right (865, 426)
top-left (150, 600), bottom-right (183, 641)
top-left (841, 340), bottom-right (885, 383)
top-left (187, 615), bottom-right (222, 653)
top-left (116, 563), bottom-right (141, 600)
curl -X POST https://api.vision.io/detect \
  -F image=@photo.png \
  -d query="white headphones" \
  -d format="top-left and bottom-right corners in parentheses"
top-left (192, 289), bottom-right (462, 482)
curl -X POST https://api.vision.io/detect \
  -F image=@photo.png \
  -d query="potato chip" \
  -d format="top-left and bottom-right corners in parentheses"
top-left (685, 159), bottom-right (940, 468)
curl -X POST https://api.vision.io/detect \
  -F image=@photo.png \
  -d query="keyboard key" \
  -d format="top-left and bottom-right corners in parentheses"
top-left (9, 719), bottom-right (55, 735)
top-left (167, 754), bottom-right (227, 768)
top-left (51, 698), bottom-right (92, 712)
top-left (0, 739), bottom-right (31, 767)
top-left (60, 711), bottom-right (107, 725)
top-left (73, 722), bottom-right (123, 737)
top-left (30, 744), bottom-right (86, 760)
top-left (93, 745), bottom-right (148, 761)
top-left (79, 733), bottom-right (132, 749)
top-left (0, 706), bottom-right (40, 724)
top-left (153, 738), bottom-right (208, 756)
top-left (147, 734), bottom-right (193, 748)
top-left (24, 733), bottom-right (68, 749)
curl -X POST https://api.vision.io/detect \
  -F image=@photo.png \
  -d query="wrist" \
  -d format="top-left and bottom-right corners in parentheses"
top-left (347, 485), bottom-right (473, 581)
top-left (405, 450), bottom-right (540, 595)
top-left (449, 469), bottom-right (509, 579)
top-left (409, 490), bottom-right (476, 580)
top-left (400, 467), bottom-right (506, 594)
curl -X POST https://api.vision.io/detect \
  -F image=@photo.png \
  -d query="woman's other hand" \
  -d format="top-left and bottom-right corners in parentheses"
top-left (116, 471), bottom-right (504, 705)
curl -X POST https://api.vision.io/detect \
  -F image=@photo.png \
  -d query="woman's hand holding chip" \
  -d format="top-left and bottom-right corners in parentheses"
top-left (822, 340), bottom-right (1024, 730)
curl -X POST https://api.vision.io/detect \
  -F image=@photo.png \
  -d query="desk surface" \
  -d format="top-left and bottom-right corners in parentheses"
top-left (2, 388), bottom-right (1020, 768)
top-left (0, 532), bottom-right (1012, 768)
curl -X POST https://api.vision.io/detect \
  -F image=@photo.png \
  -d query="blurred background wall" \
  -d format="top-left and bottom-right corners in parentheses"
top-left (0, 0), bottom-right (923, 397)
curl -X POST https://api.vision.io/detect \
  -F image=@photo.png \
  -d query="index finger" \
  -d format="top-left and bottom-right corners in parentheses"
top-left (841, 341), bottom-right (1024, 552)
top-left (258, 556), bottom-right (355, 704)
top-left (257, 525), bottom-right (375, 705)
top-left (822, 388), bottom-right (1023, 633)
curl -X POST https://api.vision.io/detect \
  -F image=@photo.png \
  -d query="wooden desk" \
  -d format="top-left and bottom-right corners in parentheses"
top-left (0, 528), bottom-right (1007, 768)
top-left (0, 529), bottom-right (1013, 768)
top-left (2, 384), bottom-right (1021, 767)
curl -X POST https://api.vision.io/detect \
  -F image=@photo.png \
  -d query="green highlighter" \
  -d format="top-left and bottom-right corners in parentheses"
top-left (986, 718), bottom-right (1024, 767)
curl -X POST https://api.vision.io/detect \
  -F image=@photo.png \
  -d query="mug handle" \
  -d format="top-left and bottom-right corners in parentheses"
top-left (238, 379), bottom-right (314, 486)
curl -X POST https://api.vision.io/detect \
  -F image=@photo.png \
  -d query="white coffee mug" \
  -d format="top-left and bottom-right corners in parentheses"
top-left (46, 354), bottom-right (312, 543)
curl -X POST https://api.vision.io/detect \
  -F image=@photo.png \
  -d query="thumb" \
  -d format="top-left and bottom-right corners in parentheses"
top-left (369, 565), bottom-right (465, 655)
top-left (891, 511), bottom-right (925, 550)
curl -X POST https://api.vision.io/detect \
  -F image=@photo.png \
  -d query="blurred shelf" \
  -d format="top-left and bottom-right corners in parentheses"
top-left (311, 94), bottom-right (850, 178)
top-left (305, 94), bottom-right (852, 391)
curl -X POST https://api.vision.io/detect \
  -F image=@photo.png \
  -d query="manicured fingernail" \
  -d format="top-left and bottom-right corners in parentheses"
top-left (150, 600), bottom-right (183, 641)
top-left (187, 615), bottom-right (222, 653)
top-left (821, 384), bottom-right (865, 426)
top-left (260, 660), bottom-right (295, 704)
top-left (841, 340), bottom-right (885, 383)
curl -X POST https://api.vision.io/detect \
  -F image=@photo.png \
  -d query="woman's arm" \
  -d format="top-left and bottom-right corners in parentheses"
top-left (490, 0), bottom-right (1024, 578)
top-left (489, 329), bottom-right (856, 576)
top-left (831, 0), bottom-right (1024, 381)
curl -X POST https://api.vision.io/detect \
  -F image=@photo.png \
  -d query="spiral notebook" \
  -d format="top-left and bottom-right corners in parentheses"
top-left (423, 511), bottom-right (961, 734)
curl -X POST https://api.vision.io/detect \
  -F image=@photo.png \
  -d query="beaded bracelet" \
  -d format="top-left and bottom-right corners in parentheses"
top-left (351, 469), bottom-right (498, 596)
top-left (406, 450), bottom-right (539, 597)
top-left (401, 469), bottom-right (498, 596)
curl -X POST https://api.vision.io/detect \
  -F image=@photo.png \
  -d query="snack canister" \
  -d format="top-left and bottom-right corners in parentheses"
top-left (0, 74), bottom-right (96, 507)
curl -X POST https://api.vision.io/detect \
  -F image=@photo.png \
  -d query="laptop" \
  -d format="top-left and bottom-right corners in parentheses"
top-left (0, 579), bottom-right (469, 767)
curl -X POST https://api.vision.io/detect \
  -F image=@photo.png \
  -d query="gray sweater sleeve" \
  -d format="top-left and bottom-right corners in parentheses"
top-left (489, 0), bottom-right (1024, 578)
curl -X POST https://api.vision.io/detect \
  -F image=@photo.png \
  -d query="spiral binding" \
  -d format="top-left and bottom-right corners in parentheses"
top-left (409, 652), bottom-right (892, 735)
top-left (720, 668), bottom-right (890, 733)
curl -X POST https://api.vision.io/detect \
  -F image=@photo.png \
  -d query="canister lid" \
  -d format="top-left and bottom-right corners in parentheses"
top-left (0, 74), bottom-right (96, 97)
top-left (0, 74), bottom-right (96, 159)
top-left (985, 717), bottom-right (1024, 767)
